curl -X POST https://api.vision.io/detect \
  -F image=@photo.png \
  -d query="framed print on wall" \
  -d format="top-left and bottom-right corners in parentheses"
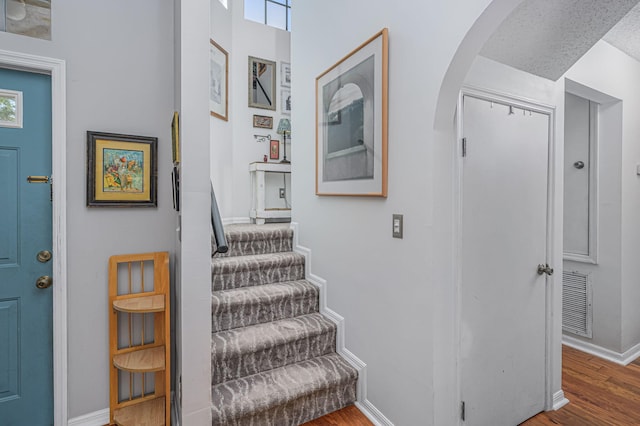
top-left (281, 61), bottom-right (291, 87)
top-left (86, 131), bottom-right (158, 207)
top-left (282, 89), bottom-right (291, 115)
top-left (316, 28), bottom-right (389, 197)
top-left (249, 56), bottom-right (276, 111)
top-left (270, 139), bottom-right (280, 160)
top-left (253, 114), bottom-right (273, 129)
top-left (210, 39), bottom-right (229, 121)
top-left (171, 111), bottom-right (180, 165)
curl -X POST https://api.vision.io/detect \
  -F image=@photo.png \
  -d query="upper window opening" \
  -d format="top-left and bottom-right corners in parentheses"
top-left (245, 0), bottom-right (291, 32)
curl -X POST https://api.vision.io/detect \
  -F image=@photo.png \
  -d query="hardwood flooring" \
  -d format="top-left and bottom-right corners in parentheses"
top-left (303, 405), bottom-right (373, 426)
top-left (522, 345), bottom-right (640, 425)
top-left (307, 345), bottom-right (640, 425)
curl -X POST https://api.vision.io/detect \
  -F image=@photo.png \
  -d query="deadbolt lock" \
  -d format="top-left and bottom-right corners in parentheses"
top-left (37, 250), bottom-right (52, 263)
top-left (36, 275), bottom-right (53, 289)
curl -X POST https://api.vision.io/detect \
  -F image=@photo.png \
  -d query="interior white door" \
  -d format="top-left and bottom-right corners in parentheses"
top-left (460, 94), bottom-right (549, 425)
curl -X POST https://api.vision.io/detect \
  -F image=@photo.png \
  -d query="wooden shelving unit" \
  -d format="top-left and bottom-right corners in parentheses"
top-left (109, 252), bottom-right (170, 426)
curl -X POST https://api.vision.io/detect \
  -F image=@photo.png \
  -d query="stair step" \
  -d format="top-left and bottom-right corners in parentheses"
top-left (212, 313), bottom-right (336, 385)
top-left (211, 353), bottom-right (357, 425)
top-left (212, 280), bottom-right (319, 332)
top-left (214, 223), bottom-right (294, 258)
top-left (212, 252), bottom-right (305, 291)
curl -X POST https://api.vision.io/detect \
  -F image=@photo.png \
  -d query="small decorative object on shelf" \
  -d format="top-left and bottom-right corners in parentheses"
top-left (277, 118), bottom-right (291, 164)
top-left (263, 154), bottom-right (268, 162)
top-left (109, 252), bottom-right (170, 426)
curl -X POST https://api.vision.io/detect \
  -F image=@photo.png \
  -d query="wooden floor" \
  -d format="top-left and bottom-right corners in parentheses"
top-left (303, 405), bottom-right (373, 426)
top-left (306, 345), bottom-right (640, 425)
top-left (522, 345), bottom-right (640, 425)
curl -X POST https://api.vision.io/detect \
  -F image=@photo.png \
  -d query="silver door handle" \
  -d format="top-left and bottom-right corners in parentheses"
top-left (537, 264), bottom-right (554, 276)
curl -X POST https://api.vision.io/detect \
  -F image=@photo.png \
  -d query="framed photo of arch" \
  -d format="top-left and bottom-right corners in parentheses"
top-left (315, 28), bottom-right (388, 197)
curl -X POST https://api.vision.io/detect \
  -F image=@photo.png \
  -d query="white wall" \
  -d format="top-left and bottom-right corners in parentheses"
top-left (0, 1), bottom-right (176, 418)
top-left (175, 1), bottom-right (213, 424)
top-left (292, 1), bottom-right (510, 424)
top-left (563, 41), bottom-right (640, 354)
top-left (210, 0), bottom-right (291, 221)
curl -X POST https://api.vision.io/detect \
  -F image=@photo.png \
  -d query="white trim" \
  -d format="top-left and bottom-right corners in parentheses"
top-left (67, 409), bottom-right (109, 426)
top-left (563, 335), bottom-right (640, 366)
top-left (552, 390), bottom-right (569, 411)
top-left (455, 87), bottom-right (558, 423)
top-left (222, 216), bottom-right (251, 225)
top-left (562, 92), bottom-right (599, 264)
top-left (290, 222), bottom-right (394, 426)
top-left (0, 49), bottom-right (67, 426)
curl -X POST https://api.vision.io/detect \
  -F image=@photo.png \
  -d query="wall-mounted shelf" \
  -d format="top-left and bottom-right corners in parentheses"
top-left (109, 252), bottom-right (170, 426)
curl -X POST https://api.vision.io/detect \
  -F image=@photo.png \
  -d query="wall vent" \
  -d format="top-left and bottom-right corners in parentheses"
top-left (562, 270), bottom-right (592, 338)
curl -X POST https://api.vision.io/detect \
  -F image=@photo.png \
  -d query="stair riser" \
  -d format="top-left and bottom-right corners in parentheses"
top-left (212, 263), bottom-right (305, 291)
top-left (213, 382), bottom-right (357, 426)
top-left (212, 329), bottom-right (336, 384)
top-left (212, 290), bottom-right (319, 332)
top-left (216, 237), bottom-right (293, 258)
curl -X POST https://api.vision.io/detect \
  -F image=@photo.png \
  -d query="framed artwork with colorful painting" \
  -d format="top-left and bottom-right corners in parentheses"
top-left (86, 131), bottom-right (158, 207)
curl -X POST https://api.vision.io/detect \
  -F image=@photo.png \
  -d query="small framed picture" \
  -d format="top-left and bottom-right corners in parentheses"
top-left (86, 131), bottom-right (157, 207)
top-left (210, 39), bottom-right (229, 121)
top-left (253, 114), bottom-right (273, 129)
top-left (282, 89), bottom-right (291, 115)
top-left (171, 111), bottom-right (180, 165)
top-left (281, 61), bottom-right (291, 87)
top-left (270, 140), bottom-right (280, 160)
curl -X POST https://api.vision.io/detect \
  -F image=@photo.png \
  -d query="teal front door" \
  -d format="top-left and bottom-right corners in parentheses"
top-left (0, 68), bottom-right (53, 425)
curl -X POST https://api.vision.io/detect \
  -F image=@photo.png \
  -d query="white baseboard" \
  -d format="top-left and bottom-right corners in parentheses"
top-left (552, 390), bottom-right (569, 411)
top-left (67, 408), bottom-right (109, 426)
top-left (290, 222), bottom-right (394, 426)
top-left (563, 334), bottom-right (640, 366)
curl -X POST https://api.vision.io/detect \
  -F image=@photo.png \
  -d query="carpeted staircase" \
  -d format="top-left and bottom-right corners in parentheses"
top-left (210, 223), bottom-right (358, 425)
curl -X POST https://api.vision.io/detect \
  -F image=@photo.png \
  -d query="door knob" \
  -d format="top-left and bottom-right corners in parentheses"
top-left (537, 264), bottom-right (554, 276)
top-left (35, 275), bottom-right (53, 289)
top-left (37, 250), bottom-right (52, 263)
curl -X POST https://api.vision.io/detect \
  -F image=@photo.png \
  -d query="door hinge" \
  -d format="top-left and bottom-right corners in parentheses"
top-left (461, 401), bottom-right (466, 421)
top-left (462, 138), bottom-right (467, 157)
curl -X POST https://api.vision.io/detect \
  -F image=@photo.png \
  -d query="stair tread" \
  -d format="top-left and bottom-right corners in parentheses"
top-left (211, 353), bottom-right (357, 421)
top-left (212, 280), bottom-right (319, 332)
top-left (224, 223), bottom-right (293, 242)
top-left (212, 279), bottom-right (317, 303)
top-left (212, 251), bottom-right (304, 268)
top-left (212, 312), bottom-right (334, 357)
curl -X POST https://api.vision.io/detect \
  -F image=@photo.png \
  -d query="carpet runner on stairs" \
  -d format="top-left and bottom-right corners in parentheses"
top-left (211, 224), bottom-right (358, 425)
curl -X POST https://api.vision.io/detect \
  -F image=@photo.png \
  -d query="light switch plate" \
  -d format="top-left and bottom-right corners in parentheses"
top-left (393, 214), bottom-right (403, 239)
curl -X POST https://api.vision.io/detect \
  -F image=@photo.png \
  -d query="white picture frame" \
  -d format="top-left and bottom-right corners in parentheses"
top-left (282, 89), bottom-right (291, 115)
top-left (281, 61), bottom-right (291, 87)
top-left (0, 89), bottom-right (23, 128)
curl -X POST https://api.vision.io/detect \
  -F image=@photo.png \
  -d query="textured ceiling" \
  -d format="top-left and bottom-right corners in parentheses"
top-left (603, 3), bottom-right (640, 62)
top-left (480, 0), bottom-right (640, 80)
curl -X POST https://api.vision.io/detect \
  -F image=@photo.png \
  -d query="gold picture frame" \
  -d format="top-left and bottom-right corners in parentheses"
top-left (210, 39), bottom-right (229, 121)
top-left (171, 111), bottom-right (180, 165)
top-left (316, 28), bottom-right (389, 197)
top-left (86, 131), bottom-right (158, 207)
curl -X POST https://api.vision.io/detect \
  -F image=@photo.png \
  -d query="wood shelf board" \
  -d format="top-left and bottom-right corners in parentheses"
top-left (113, 346), bottom-right (165, 372)
top-left (113, 294), bottom-right (165, 313)
top-left (113, 396), bottom-right (165, 426)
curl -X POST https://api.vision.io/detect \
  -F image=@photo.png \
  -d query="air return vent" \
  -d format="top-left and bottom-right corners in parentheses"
top-left (562, 270), bottom-right (592, 338)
